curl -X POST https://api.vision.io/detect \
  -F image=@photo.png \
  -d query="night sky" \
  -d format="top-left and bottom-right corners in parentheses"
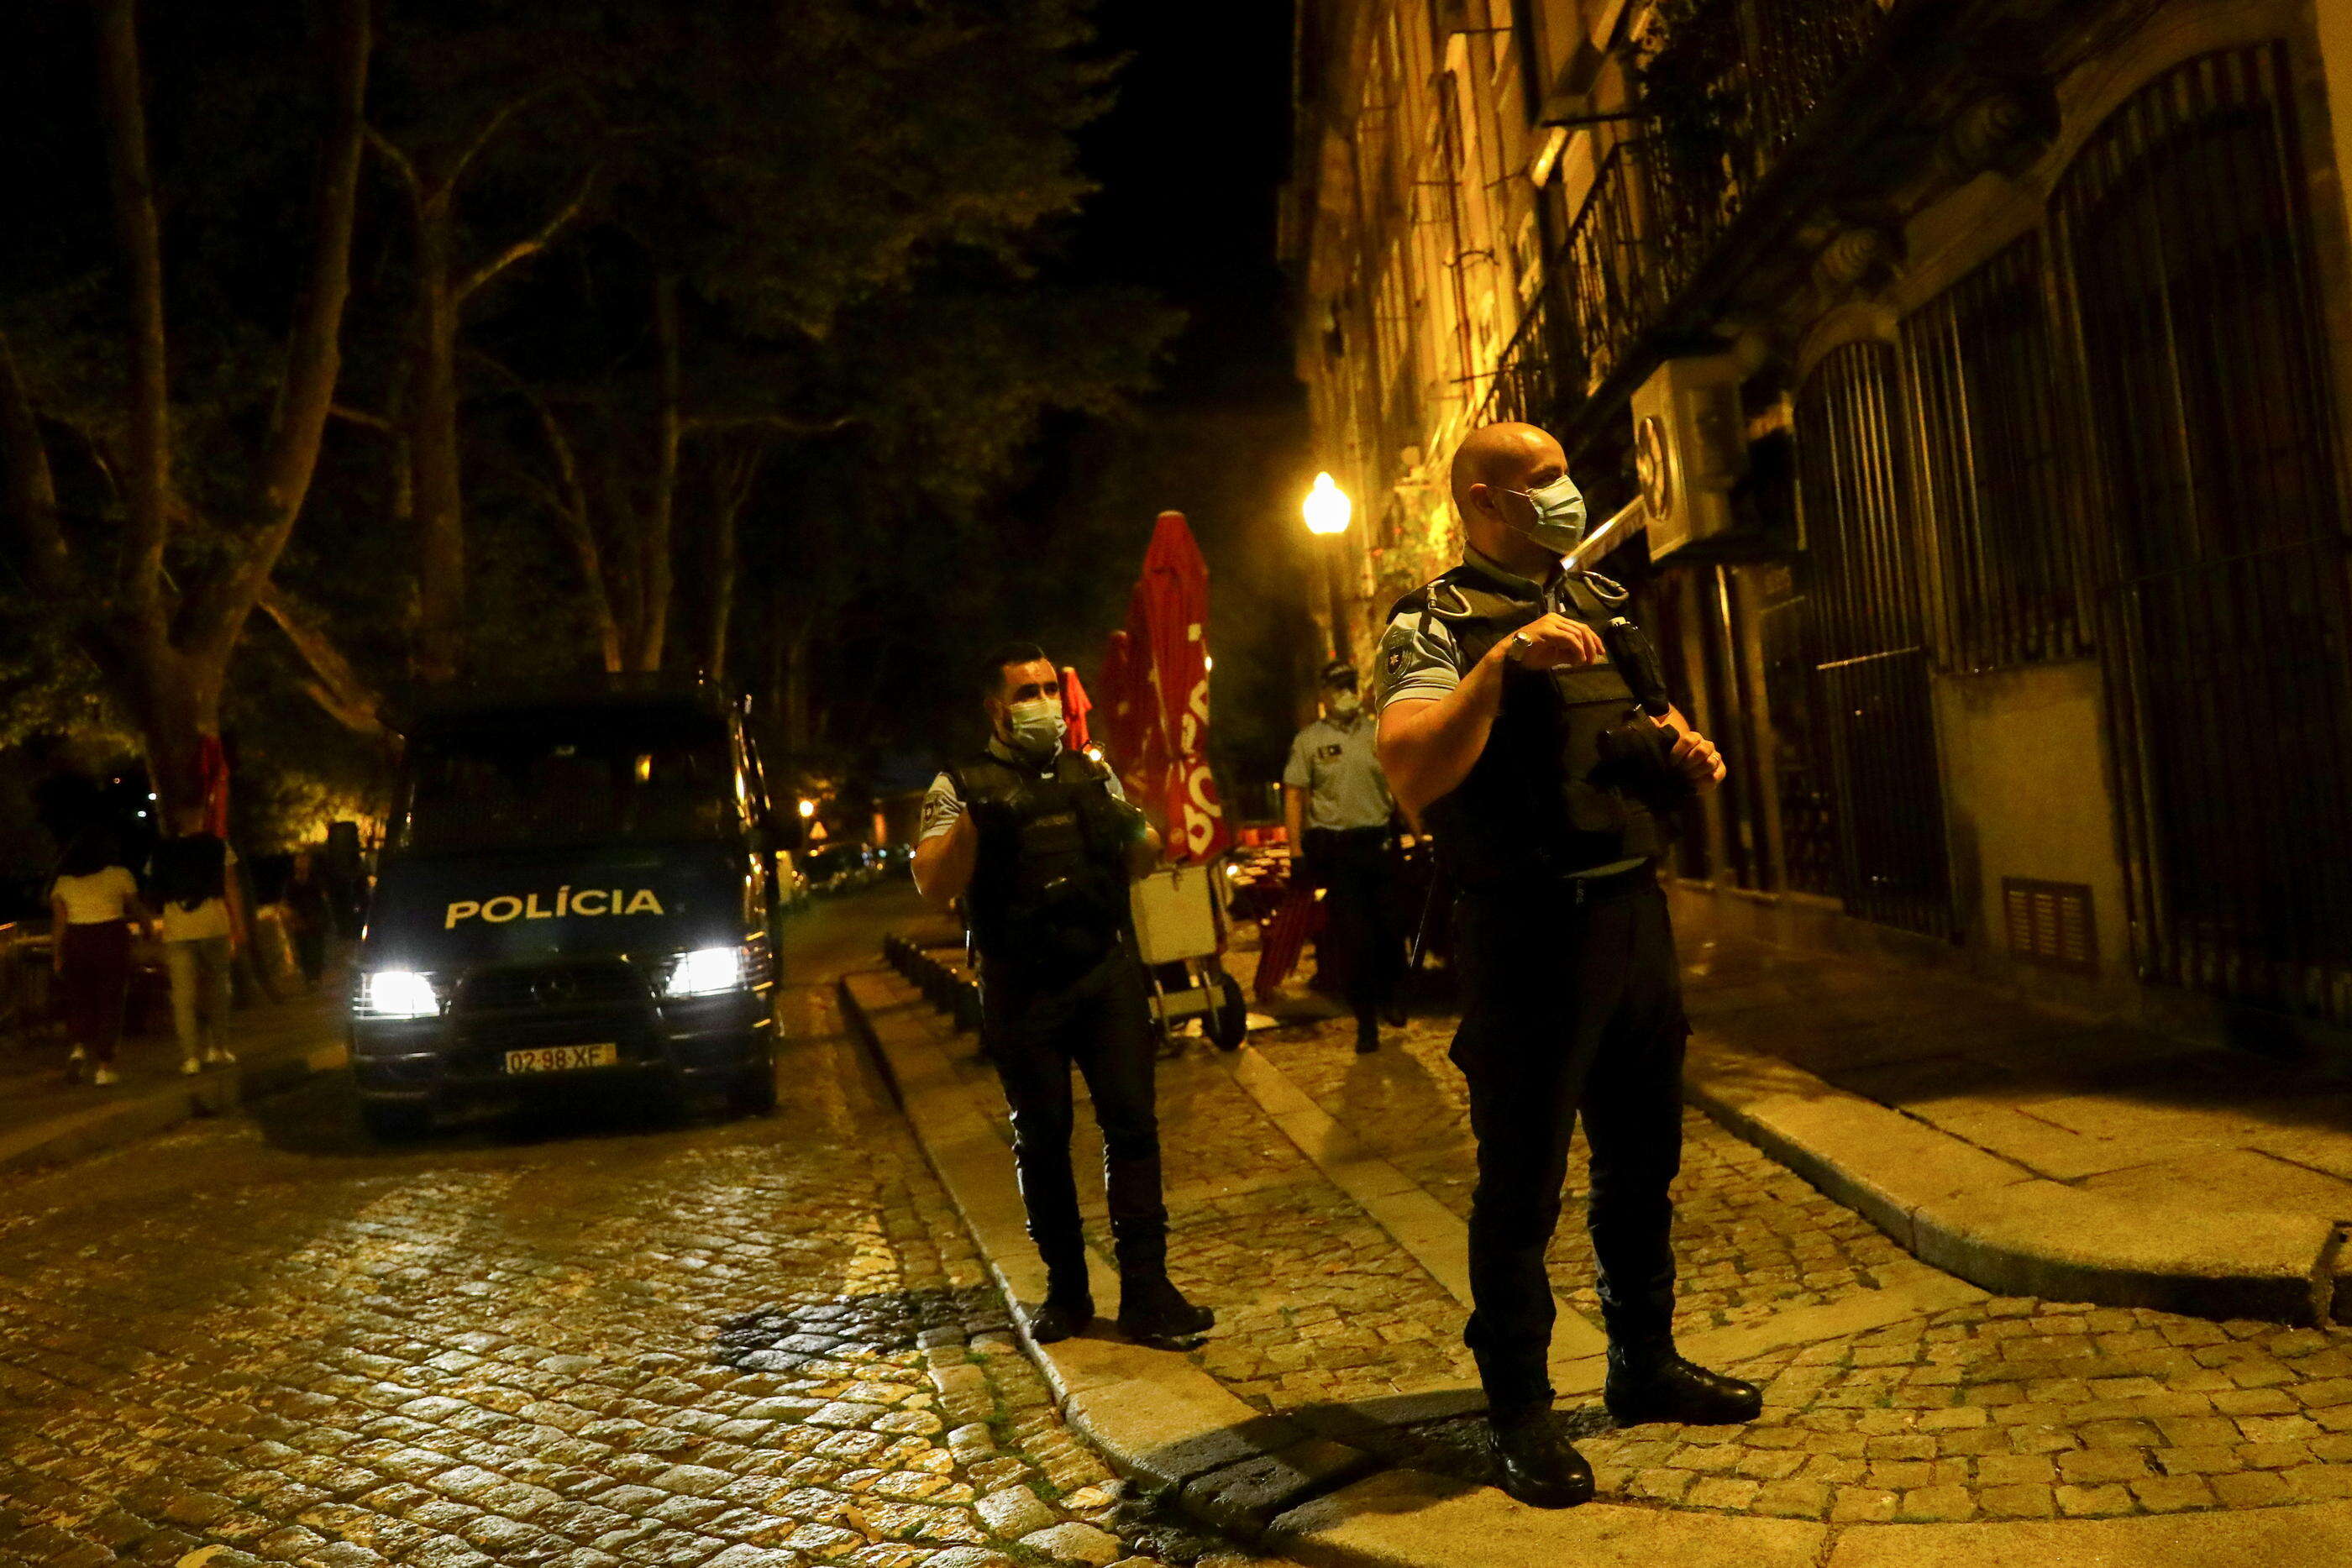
top-left (1068, 1), bottom-right (1299, 409)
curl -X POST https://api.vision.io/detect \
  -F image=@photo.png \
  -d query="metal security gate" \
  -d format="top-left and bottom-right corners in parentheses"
top-left (1790, 341), bottom-right (1956, 937)
top-left (2055, 45), bottom-right (2352, 1025)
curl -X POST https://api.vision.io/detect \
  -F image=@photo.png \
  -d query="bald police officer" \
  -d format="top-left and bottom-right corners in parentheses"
top-left (1284, 659), bottom-right (1406, 1052)
top-left (1375, 424), bottom-right (1761, 1508)
top-left (913, 642), bottom-right (1216, 1352)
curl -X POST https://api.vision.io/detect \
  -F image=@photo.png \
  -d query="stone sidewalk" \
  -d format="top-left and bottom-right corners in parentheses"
top-left (845, 927), bottom-right (2352, 1567)
top-left (0, 984), bottom-right (347, 1174)
top-left (1667, 893), bottom-right (2352, 1322)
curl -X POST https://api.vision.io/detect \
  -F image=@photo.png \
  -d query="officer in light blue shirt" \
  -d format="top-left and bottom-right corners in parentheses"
top-left (1283, 659), bottom-right (1405, 1052)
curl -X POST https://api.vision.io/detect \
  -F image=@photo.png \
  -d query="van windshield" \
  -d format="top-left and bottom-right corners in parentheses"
top-left (396, 711), bottom-right (738, 853)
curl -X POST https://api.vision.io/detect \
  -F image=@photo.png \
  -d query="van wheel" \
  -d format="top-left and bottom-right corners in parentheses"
top-left (729, 1059), bottom-right (779, 1118)
top-left (361, 1099), bottom-right (432, 1141)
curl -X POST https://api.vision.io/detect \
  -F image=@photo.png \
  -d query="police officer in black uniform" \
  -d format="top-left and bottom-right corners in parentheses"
top-left (1375, 423), bottom-right (1760, 1508)
top-left (912, 642), bottom-right (1216, 1351)
top-left (1284, 660), bottom-right (1407, 1052)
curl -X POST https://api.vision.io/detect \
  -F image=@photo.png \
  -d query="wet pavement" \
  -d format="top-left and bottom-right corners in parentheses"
top-left (0, 889), bottom-right (1286, 1568)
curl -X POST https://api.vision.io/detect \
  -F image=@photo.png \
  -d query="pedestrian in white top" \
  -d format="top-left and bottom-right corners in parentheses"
top-left (148, 804), bottom-right (245, 1074)
top-left (49, 829), bottom-right (154, 1087)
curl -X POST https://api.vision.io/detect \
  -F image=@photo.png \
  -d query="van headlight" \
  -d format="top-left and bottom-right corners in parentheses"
top-left (663, 946), bottom-right (749, 998)
top-left (357, 970), bottom-right (441, 1019)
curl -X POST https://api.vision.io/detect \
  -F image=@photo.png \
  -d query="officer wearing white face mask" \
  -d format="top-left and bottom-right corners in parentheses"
top-left (1375, 423), bottom-right (1754, 1509)
top-left (913, 641), bottom-right (1216, 1352)
top-left (1283, 659), bottom-right (1405, 1051)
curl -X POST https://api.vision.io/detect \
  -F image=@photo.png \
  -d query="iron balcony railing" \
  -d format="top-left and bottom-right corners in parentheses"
top-left (1484, 0), bottom-right (1889, 426)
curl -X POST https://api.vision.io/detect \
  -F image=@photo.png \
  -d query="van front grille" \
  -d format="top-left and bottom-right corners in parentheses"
top-left (454, 960), bottom-right (650, 1014)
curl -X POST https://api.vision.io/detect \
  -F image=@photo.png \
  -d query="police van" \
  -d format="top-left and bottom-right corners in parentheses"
top-left (349, 682), bottom-right (794, 1139)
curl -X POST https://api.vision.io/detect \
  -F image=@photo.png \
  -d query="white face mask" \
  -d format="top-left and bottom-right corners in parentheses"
top-left (1499, 473), bottom-right (1588, 556)
top-left (1328, 690), bottom-right (1361, 717)
top-left (1005, 696), bottom-right (1065, 758)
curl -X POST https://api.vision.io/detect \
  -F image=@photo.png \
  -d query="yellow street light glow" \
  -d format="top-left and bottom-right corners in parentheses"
top-left (1303, 472), bottom-right (1352, 536)
top-left (797, 798), bottom-right (817, 819)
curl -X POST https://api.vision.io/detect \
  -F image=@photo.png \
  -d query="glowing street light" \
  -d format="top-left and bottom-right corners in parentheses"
top-left (797, 797), bottom-right (817, 820)
top-left (1303, 472), bottom-right (1352, 536)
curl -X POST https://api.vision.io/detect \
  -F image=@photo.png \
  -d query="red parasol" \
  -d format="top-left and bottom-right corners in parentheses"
top-left (1058, 664), bottom-right (1095, 753)
top-left (1095, 627), bottom-right (1155, 799)
top-left (1126, 511), bottom-right (1229, 863)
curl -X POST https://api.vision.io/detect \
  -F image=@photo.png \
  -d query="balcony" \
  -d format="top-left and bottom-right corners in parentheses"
top-left (1486, 0), bottom-right (1893, 433)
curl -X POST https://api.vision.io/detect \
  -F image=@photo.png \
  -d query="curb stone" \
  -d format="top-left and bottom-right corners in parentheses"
top-left (0, 1036), bottom-right (345, 1177)
top-left (840, 967), bottom-right (1371, 1536)
top-left (842, 956), bottom-right (2352, 1568)
top-left (1682, 1032), bottom-right (2349, 1323)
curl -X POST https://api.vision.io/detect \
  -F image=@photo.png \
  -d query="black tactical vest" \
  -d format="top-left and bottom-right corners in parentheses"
top-left (953, 748), bottom-right (1135, 984)
top-left (1391, 562), bottom-right (1664, 888)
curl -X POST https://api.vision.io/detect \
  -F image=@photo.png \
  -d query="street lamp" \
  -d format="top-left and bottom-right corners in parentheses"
top-left (1302, 472), bottom-right (1356, 662)
top-left (1303, 472), bottom-right (1352, 536)
top-left (797, 798), bottom-right (816, 820)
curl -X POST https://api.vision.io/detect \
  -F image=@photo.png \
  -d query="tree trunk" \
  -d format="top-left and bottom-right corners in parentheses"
top-left (96, 0), bottom-right (171, 635)
top-left (702, 439), bottom-right (765, 687)
top-left (123, 653), bottom-right (220, 822)
top-left (92, 0), bottom-right (370, 814)
top-left (706, 492), bottom-right (737, 685)
top-left (783, 619), bottom-right (813, 755)
top-left (635, 273), bottom-right (682, 674)
top-left (410, 201), bottom-right (465, 684)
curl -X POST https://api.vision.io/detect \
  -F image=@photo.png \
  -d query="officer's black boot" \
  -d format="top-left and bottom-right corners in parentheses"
top-left (1113, 1236), bottom-right (1214, 1350)
top-left (1354, 1015), bottom-right (1380, 1053)
top-left (1026, 1261), bottom-right (1095, 1345)
top-left (1488, 1402), bottom-right (1594, 1509)
top-left (1603, 1335), bottom-right (1763, 1427)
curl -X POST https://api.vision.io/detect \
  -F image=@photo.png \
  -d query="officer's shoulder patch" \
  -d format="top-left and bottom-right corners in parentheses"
top-left (1385, 643), bottom-right (1406, 677)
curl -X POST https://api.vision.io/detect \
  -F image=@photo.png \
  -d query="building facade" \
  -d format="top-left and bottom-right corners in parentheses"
top-left (1284, 0), bottom-right (2352, 1046)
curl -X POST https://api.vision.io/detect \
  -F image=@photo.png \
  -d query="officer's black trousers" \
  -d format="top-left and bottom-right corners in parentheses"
top-left (980, 949), bottom-right (1170, 1282)
top-left (1449, 877), bottom-right (1688, 1413)
top-left (1305, 826), bottom-right (1403, 1026)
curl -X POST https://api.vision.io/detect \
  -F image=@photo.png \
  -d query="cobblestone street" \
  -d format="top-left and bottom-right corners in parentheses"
top-left (0, 894), bottom-right (1277, 1568)
top-left (13, 887), bottom-right (2352, 1568)
top-left (893, 926), bottom-right (2352, 1534)
top-left (1242, 1013), bottom-right (2352, 1523)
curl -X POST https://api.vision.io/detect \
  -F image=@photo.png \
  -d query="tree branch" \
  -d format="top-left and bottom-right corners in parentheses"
top-left (365, 125), bottom-right (423, 206)
top-left (501, 373), bottom-right (622, 674)
top-left (444, 84), bottom-right (568, 191)
top-left (683, 412), bottom-right (858, 438)
top-left (191, 0), bottom-right (371, 666)
top-left (0, 330), bottom-right (74, 599)
top-left (329, 402), bottom-right (398, 436)
top-left (454, 165), bottom-right (596, 303)
top-left (256, 579), bottom-right (386, 736)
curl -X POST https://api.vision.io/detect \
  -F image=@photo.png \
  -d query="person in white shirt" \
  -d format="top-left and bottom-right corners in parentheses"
top-left (148, 805), bottom-right (246, 1075)
top-left (49, 829), bottom-right (154, 1087)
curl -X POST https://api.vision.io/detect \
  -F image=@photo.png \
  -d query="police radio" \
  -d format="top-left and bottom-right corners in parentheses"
top-left (1589, 616), bottom-right (1698, 816)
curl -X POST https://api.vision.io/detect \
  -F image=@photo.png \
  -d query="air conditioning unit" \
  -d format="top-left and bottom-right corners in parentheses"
top-left (1632, 354), bottom-right (1746, 562)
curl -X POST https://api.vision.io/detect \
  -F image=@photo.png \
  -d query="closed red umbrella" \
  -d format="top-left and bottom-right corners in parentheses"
top-left (1096, 630), bottom-right (1146, 775)
top-left (1058, 664), bottom-right (1095, 753)
top-left (1131, 511), bottom-right (1228, 864)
